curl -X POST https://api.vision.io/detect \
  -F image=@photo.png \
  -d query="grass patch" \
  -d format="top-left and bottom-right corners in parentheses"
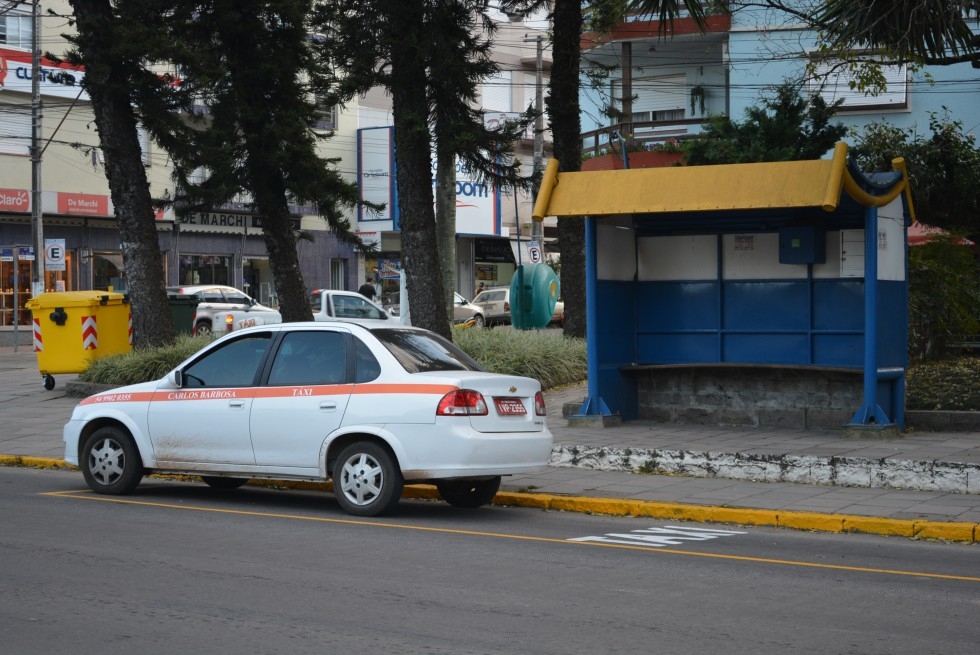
top-left (79, 327), bottom-right (587, 391)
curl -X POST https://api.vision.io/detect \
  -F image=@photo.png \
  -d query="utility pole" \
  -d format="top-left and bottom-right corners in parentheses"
top-left (30, 0), bottom-right (45, 297)
top-left (524, 33), bottom-right (545, 243)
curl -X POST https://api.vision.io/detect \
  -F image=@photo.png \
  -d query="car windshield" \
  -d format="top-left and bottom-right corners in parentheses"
top-left (371, 329), bottom-right (484, 373)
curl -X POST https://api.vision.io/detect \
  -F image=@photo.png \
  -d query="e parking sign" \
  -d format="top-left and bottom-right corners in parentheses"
top-left (527, 243), bottom-right (542, 264)
top-left (45, 239), bottom-right (66, 271)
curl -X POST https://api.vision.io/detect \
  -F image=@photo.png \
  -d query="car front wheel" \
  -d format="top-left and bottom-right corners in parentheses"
top-left (333, 442), bottom-right (404, 516)
top-left (80, 427), bottom-right (143, 495)
top-left (472, 314), bottom-right (485, 328)
top-left (436, 477), bottom-right (501, 509)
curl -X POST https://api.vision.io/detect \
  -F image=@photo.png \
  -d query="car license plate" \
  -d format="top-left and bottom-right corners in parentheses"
top-left (494, 397), bottom-right (527, 415)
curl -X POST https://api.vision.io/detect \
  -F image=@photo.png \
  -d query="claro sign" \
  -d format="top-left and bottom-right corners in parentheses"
top-left (0, 188), bottom-right (30, 212)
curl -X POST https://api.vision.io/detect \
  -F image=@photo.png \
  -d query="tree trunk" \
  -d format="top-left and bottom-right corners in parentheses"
top-left (386, 0), bottom-right (449, 339)
top-left (69, 0), bottom-right (174, 349)
top-left (436, 147), bottom-right (458, 326)
top-left (547, 1), bottom-right (587, 340)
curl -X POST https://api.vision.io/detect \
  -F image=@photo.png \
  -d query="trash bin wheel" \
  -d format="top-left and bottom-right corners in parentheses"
top-left (43, 374), bottom-right (55, 391)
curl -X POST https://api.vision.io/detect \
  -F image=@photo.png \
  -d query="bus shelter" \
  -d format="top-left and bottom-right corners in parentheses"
top-left (533, 143), bottom-right (914, 430)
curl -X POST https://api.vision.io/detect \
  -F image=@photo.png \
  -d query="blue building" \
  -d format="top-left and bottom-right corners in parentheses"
top-left (580, 5), bottom-right (980, 157)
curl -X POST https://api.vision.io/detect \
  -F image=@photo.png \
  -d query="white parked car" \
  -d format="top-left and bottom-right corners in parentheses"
top-left (64, 322), bottom-right (553, 516)
top-left (167, 285), bottom-right (277, 336)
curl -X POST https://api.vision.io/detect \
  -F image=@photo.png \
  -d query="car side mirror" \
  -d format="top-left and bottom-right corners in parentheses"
top-left (170, 369), bottom-right (184, 388)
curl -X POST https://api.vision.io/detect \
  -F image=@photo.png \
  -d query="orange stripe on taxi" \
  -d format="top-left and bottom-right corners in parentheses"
top-left (79, 383), bottom-right (458, 405)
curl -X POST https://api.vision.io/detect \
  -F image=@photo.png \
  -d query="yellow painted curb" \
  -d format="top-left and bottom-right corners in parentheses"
top-left (3, 455), bottom-right (977, 543)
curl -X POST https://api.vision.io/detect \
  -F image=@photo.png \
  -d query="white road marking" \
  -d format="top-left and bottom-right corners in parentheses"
top-left (569, 525), bottom-right (746, 548)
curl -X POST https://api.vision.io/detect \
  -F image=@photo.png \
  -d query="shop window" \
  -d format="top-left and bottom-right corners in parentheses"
top-left (179, 255), bottom-right (232, 286)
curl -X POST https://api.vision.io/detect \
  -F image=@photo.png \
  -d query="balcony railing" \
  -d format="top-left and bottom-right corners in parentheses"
top-left (580, 118), bottom-right (706, 159)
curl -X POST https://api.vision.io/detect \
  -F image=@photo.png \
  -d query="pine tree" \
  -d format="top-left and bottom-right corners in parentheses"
top-left (65, 0), bottom-right (176, 348)
top-left (314, 0), bottom-right (532, 338)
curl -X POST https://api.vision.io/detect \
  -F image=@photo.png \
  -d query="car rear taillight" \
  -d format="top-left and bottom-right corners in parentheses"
top-left (436, 389), bottom-right (489, 416)
top-left (504, 301), bottom-right (510, 312)
top-left (534, 391), bottom-right (546, 416)
top-left (224, 313), bottom-right (235, 331)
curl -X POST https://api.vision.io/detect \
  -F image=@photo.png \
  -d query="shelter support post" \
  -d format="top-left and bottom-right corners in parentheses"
top-left (847, 205), bottom-right (900, 429)
top-left (571, 215), bottom-right (614, 420)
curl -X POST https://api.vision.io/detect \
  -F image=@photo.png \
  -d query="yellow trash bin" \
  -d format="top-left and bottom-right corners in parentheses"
top-left (24, 291), bottom-right (133, 390)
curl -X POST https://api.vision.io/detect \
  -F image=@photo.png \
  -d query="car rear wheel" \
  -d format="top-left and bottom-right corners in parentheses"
top-left (333, 441), bottom-right (404, 516)
top-left (201, 476), bottom-right (249, 490)
top-left (194, 321), bottom-right (212, 336)
top-left (80, 427), bottom-right (143, 495)
top-left (436, 477), bottom-right (501, 509)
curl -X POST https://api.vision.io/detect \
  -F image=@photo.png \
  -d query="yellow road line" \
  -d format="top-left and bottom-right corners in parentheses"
top-left (44, 489), bottom-right (980, 584)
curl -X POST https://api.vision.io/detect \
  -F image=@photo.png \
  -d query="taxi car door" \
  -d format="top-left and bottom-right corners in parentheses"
top-left (147, 333), bottom-right (272, 466)
top-left (249, 329), bottom-right (353, 471)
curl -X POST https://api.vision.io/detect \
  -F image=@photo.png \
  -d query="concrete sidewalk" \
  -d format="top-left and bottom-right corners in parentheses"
top-left (1, 345), bottom-right (978, 542)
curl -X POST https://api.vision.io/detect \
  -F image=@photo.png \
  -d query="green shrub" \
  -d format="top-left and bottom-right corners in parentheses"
top-left (906, 357), bottom-right (980, 411)
top-left (79, 335), bottom-right (214, 386)
top-left (451, 326), bottom-right (587, 389)
top-left (80, 328), bottom-right (587, 391)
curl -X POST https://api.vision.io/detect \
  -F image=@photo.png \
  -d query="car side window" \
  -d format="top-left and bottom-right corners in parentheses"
top-left (224, 290), bottom-right (251, 305)
top-left (201, 289), bottom-right (224, 303)
top-left (335, 295), bottom-right (385, 319)
top-left (354, 337), bottom-right (381, 383)
top-left (182, 334), bottom-right (272, 388)
top-left (268, 331), bottom-right (347, 386)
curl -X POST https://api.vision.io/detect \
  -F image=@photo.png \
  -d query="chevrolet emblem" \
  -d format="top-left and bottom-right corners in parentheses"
top-left (509, 385), bottom-right (517, 392)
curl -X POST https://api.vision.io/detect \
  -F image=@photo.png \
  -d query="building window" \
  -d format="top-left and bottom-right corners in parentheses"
top-left (330, 258), bottom-right (347, 290)
top-left (0, 107), bottom-right (31, 156)
top-left (807, 58), bottom-right (909, 111)
top-left (612, 75), bottom-right (687, 123)
top-left (314, 102), bottom-right (338, 131)
top-left (0, 12), bottom-right (32, 49)
top-left (483, 71), bottom-right (512, 112)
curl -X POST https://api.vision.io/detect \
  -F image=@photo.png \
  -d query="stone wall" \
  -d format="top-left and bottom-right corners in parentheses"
top-left (632, 365), bottom-right (864, 429)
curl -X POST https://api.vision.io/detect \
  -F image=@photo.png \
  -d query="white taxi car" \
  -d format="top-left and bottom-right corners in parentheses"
top-left (64, 322), bottom-right (553, 516)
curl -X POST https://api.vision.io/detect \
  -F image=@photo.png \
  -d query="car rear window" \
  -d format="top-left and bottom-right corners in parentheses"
top-left (371, 329), bottom-right (484, 373)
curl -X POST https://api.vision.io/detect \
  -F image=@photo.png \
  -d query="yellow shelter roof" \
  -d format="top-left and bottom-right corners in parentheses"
top-left (532, 142), bottom-right (913, 222)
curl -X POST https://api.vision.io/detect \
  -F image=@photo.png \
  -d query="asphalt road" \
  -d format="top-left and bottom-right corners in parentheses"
top-left (3, 467), bottom-right (978, 655)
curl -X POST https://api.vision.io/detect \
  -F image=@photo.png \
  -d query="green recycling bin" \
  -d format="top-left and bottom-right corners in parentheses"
top-left (168, 294), bottom-right (200, 335)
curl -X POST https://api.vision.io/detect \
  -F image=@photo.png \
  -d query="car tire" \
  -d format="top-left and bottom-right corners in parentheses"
top-left (435, 477), bottom-right (501, 509)
top-left (201, 476), bottom-right (249, 490)
top-left (333, 441), bottom-right (404, 517)
top-left (194, 321), bottom-right (212, 336)
top-left (473, 314), bottom-right (485, 328)
top-left (80, 427), bottom-right (143, 495)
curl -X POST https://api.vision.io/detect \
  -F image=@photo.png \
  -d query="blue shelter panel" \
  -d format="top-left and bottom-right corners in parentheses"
top-left (723, 333), bottom-right (810, 364)
top-left (812, 333), bottom-right (864, 367)
top-left (636, 333), bottom-right (721, 363)
top-left (812, 279), bottom-right (864, 331)
top-left (595, 280), bottom-right (637, 365)
top-left (723, 281), bottom-right (810, 331)
top-left (637, 281), bottom-right (720, 330)
top-left (877, 280), bottom-right (908, 368)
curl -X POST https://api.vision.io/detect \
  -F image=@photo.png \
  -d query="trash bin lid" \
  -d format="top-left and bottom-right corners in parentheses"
top-left (25, 290), bottom-right (129, 310)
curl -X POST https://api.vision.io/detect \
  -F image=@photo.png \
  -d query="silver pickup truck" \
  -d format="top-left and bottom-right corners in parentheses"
top-left (210, 289), bottom-right (398, 335)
